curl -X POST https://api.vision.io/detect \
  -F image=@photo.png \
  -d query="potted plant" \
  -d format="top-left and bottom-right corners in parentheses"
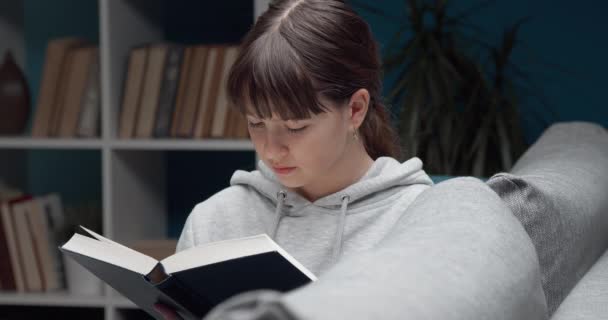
top-left (353, 0), bottom-right (556, 177)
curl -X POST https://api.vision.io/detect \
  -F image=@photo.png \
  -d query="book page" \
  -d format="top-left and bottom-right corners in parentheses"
top-left (80, 225), bottom-right (151, 257)
top-left (161, 234), bottom-right (275, 274)
top-left (161, 234), bottom-right (316, 280)
top-left (61, 233), bottom-right (159, 275)
top-left (79, 226), bottom-right (170, 269)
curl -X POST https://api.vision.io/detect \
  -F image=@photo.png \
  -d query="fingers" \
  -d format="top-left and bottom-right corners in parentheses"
top-left (153, 302), bottom-right (180, 320)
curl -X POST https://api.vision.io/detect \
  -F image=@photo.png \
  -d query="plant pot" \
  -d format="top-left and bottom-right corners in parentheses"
top-left (62, 254), bottom-right (104, 296)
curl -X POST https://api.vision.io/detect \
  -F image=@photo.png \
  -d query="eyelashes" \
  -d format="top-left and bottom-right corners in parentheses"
top-left (247, 122), bottom-right (265, 129)
top-left (247, 122), bottom-right (309, 134)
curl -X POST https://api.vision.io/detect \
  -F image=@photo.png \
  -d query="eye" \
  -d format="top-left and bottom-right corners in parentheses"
top-left (247, 121), bottom-right (265, 129)
top-left (287, 126), bottom-right (308, 133)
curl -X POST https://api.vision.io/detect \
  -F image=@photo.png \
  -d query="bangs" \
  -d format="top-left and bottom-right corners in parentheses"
top-left (228, 31), bottom-right (330, 120)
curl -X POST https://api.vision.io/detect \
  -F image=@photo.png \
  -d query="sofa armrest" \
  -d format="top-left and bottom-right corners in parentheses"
top-left (551, 249), bottom-right (608, 320)
top-left (487, 121), bottom-right (608, 315)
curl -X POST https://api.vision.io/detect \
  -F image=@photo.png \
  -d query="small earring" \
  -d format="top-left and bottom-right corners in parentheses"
top-left (353, 131), bottom-right (359, 140)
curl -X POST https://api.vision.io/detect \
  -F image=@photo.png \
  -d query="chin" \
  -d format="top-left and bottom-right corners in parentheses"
top-left (276, 173), bottom-right (307, 189)
top-left (278, 178), bottom-right (303, 189)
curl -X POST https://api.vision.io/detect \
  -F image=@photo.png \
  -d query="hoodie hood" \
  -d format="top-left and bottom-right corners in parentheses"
top-left (230, 156), bottom-right (433, 265)
top-left (230, 156), bottom-right (433, 210)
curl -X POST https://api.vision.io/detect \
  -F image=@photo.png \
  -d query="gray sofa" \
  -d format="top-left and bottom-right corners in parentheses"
top-left (205, 121), bottom-right (608, 320)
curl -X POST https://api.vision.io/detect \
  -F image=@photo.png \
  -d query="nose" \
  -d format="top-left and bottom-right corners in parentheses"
top-left (262, 132), bottom-right (288, 163)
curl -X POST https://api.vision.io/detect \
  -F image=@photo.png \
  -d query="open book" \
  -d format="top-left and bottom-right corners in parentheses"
top-left (59, 227), bottom-right (316, 320)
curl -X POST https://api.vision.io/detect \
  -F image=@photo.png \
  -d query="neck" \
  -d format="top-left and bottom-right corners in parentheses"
top-left (293, 142), bottom-right (374, 202)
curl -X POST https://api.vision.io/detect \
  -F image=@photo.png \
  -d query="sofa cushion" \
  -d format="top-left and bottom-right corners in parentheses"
top-left (487, 122), bottom-right (608, 315)
top-left (551, 249), bottom-right (608, 320)
top-left (204, 177), bottom-right (548, 320)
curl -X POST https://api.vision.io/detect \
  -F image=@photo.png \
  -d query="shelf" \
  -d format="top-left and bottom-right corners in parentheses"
top-left (0, 1), bottom-right (265, 318)
top-left (110, 138), bottom-right (254, 151)
top-left (0, 137), bottom-right (255, 151)
top-left (0, 137), bottom-right (104, 150)
top-left (0, 291), bottom-right (107, 308)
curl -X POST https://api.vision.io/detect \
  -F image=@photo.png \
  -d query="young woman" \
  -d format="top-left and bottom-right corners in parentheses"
top-left (156, 0), bottom-right (434, 318)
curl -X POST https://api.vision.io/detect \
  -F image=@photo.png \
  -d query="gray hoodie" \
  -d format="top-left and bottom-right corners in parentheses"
top-left (176, 156), bottom-right (433, 275)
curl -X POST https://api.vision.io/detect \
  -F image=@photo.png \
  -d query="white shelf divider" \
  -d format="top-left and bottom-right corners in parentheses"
top-left (110, 138), bottom-right (254, 151)
top-left (0, 1), bottom-right (262, 319)
top-left (0, 291), bottom-right (107, 308)
top-left (0, 137), bottom-right (105, 150)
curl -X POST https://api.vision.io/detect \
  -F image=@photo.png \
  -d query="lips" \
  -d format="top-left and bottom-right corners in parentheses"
top-left (272, 166), bottom-right (296, 175)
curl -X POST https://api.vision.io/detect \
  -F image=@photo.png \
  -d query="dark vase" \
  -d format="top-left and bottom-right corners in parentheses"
top-left (0, 51), bottom-right (30, 135)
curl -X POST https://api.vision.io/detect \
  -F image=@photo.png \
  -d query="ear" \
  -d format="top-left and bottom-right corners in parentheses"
top-left (347, 88), bottom-right (370, 130)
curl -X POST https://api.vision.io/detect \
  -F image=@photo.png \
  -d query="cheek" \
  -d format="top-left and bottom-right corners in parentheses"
top-left (293, 125), bottom-right (346, 170)
top-left (249, 130), bottom-right (268, 153)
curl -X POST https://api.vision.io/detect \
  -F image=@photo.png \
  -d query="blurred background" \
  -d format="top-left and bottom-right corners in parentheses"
top-left (0, 1), bottom-right (605, 319)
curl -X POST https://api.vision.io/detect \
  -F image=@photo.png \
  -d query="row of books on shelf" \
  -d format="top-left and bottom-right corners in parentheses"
top-left (0, 190), bottom-right (179, 294)
top-left (31, 38), bottom-right (100, 138)
top-left (28, 37), bottom-right (250, 141)
top-left (0, 193), bottom-right (66, 292)
top-left (119, 43), bottom-right (249, 140)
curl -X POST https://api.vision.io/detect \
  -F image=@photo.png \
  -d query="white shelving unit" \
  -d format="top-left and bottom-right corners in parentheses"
top-left (0, 0), bottom-right (267, 319)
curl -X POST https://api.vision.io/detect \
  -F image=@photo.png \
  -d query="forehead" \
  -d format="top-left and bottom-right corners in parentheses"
top-left (244, 107), bottom-right (321, 121)
top-left (245, 111), bottom-right (326, 122)
top-left (244, 96), bottom-right (343, 121)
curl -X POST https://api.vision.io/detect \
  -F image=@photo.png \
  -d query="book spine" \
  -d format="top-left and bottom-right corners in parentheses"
top-left (155, 274), bottom-right (215, 319)
top-left (1, 202), bottom-right (25, 292)
top-left (176, 46), bottom-right (207, 138)
top-left (31, 38), bottom-right (84, 137)
top-left (135, 45), bottom-right (168, 138)
top-left (24, 204), bottom-right (47, 291)
top-left (153, 46), bottom-right (184, 138)
top-left (77, 50), bottom-right (101, 138)
top-left (12, 202), bottom-right (44, 291)
top-left (170, 47), bottom-right (194, 138)
top-left (58, 47), bottom-right (97, 137)
top-left (118, 47), bottom-right (149, 139)
top-left (0, 202), bottom-right (17, 290)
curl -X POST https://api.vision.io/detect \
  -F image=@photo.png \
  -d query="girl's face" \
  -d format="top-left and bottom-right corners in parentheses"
top-left (246, 98), bottom-right (353, 191)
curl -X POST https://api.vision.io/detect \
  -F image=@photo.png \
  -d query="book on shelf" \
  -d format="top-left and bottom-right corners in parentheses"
top-left (31, 37), bottom-right (86, 137)
top-left (0, 194), bottom-right (66, 292)
top-left (56, 46), bottom-right (99, 138)
top-left (0, 195), bottom-right (32, 292)
top-left (153, 45), bottom-right (184, 138)
top-left (119, 43), bottom-right (248, 140)
top-left (31, 37), bottom-right (100, 138)
top-left (134, 44), bottom-right (170, 139)
top-left (76, 49), bottom-right (101, 138)
top-left (169, 46), bottom-right (194, 138)
top-left (174, 45), bottom-right (208, 138)
top-left (210, 45), bottom-right (240, 138)
top-left (119, 46), bottom-right (148, 139)
top-left (60, 227), bottom-right (316, 320)
top-left (191, 45), bottom-right (219, 139)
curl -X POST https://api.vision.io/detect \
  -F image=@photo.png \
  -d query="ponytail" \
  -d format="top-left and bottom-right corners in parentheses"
top-left (359, 98), bottom-right (401, 160)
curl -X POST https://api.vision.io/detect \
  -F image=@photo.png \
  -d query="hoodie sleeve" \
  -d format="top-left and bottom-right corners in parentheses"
top-left (200, 177), bottom-right (547, 320)
top-left (176, 212), bottom-right (195, 252)
top-left (176, 202), bottom-right (215, 253)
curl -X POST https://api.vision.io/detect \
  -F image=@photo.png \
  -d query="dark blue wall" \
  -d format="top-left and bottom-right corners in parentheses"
top-left (355, 0), bottom-right (608, 143)
top-left (21, 0), bottom-right (607, 238)
top-left (24, 0), bottom-right (101, 207)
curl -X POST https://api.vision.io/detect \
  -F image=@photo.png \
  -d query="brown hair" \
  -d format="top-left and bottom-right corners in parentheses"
top-left (227, 0), bottom-right (401, 159)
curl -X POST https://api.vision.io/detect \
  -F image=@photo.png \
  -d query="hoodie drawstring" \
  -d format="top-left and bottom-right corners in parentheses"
top-left (269, 191), bottom-right (286, 239)
top-left (332, 195), bottom-right (350, 265)
top-left (271, 191), bottom-right (350, 266)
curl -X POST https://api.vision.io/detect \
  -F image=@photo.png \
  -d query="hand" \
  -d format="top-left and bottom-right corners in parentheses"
top-left (153, 302), bottom-right (182, 320)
